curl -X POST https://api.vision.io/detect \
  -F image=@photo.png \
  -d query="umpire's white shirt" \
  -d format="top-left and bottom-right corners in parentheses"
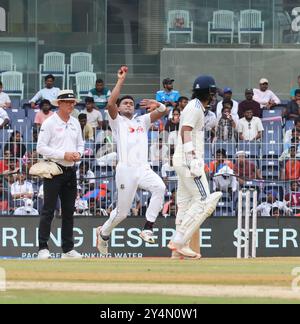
top-left (37, 113), bottom-right (84, 167)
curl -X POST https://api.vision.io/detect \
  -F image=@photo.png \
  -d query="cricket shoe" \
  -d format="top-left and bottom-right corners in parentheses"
top-left (171, 250), bottom-right (202, 260)
top-left (96, 226), bottom-right (109, 255)
top-left (140, 230), bottom-right (156, 244)
top-left (37, 249), bottom-right (51, 260)
top-left (61, 250), bottom-right (83, 259)
top-left (167, 240), bottom-right (181, 252)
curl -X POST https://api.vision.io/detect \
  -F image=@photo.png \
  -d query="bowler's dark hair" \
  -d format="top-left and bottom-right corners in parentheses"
top-left (117, 96), bottom-right (135, 107)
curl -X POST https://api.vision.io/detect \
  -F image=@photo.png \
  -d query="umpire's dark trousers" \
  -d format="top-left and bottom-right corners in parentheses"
top-left (39, 165), bottom-right (77, 253)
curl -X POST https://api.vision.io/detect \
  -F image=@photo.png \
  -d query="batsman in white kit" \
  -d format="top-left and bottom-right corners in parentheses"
top-left (168, 75), bottom-right (223, 258)
top-left (96, 66), bottom-right (168, 254)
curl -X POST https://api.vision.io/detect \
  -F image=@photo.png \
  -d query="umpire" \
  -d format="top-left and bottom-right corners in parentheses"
top-left (37, 90), bottom-right (84, 259)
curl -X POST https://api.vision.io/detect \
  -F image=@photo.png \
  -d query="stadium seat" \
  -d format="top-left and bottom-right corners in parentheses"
top-left (214, 205), bottom-right (233, 217)
top-left (214, 141), bottom-right (237, 158)
top-left (75, 72), bottom-right (97, 100)
top-left (39, 52), bottom-right (66, 89)
top-left (167, 10), bottom-right (194, 44)
top-left (67, 52), bottom-right (94, 89)
top-left (208, 10), bottom-right (234, 44)
top-left (1, 71), bottom-right (24, 99)
top-left (237, 141), bottom-right (260, 158)
top-left (0, 51), bottom-right (16, 73)
top-left (238, 10), bottom-right (264, 44)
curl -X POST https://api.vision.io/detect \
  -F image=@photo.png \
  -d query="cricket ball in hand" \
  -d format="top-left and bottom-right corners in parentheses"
top-left (121, 66), bottom-right (128, 73)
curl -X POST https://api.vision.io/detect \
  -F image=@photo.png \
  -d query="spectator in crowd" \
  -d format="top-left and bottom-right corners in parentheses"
top-left (3, 159), bottom-right (20, 185)
top-left (156, 78), bottom-right (180, 109)
top-left (26, 128), bottom-right (39, 152)
top-left (76, 161), bottom-right (95, 193)
top-left (162, 189), bottom-right (177, 217)
top-left (216, 88), bottom-right (239, 118)
top-left (176, 96), bottom-right (189, 112)
top-left (238, 108), bottom-right (264, 142)
top-left (161, 148), bottom-right (177, 184)
top-left (270, 207), bottom-right (283, 217)
top-left (284, 89), bottom-right (300, 120)
top-left (238, 89), bottom-right (261, 118)
top-left (0, 150), bottom-right (11, 174)
top-left (280, 134), bottom-right (300, 161)
top-left (285, 181), bottom-right (300, 213)
top-left (257, 191), bottom-right (292, 216)
top-left (82, 97), bottom-right (103, 129)
top-left (78, 113), bottom-right (94, 141)
top-left (0, 106), bottom-right (9, 129)
top-left (150, 136), bottom-right (169, 169)
top-left (216, 100), bottom-right (239, 142)
top-left (234, 151), bottom-right (262, 186)
top-left (14, 198), bottom-right (39, 216)
top-left (34, 99), bottom-right (54, 128)
top-left (213, 165), bottom-right (237, 197)
top-left (165, 108), bottom-right (180, 133)
top-left (281, 146), bottom-right (300, 181)
top-left (148, 118), bottom-right (165, 143)
top-left (30, 75), bottom-right (60, 109)
top-left (253, 78), bottom-right (281, 109)
top-left (0, 181), bottom-right (10, 215)
top-left (205, 106), bottom-right (217, 142)
top-left (0, 81), bottom-right (11, 109)
top-left (284, 117), bottom-right (300, 145)
top-left (88, 79), bottom-right (111, 110)
top-left (165, 108), bottom-right (180, 149)
top-left (10, 172), bottom-right (34, 207)
top-left (22, 150), bottom-right (38, 174)
top-left (4, 131), bottom-right (27, 158)
top-left (290, 75), bottom-right (300, 99)
top-left (209, 149), bottom-right (234, 174)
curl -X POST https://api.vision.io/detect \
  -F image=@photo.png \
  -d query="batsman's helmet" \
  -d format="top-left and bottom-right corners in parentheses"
top-left (193, 75), bottom-right (217, 94)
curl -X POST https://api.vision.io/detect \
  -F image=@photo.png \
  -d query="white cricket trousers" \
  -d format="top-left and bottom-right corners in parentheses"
top-left (101, 163), bottom-right (166, 237)
top-left (174, 165), bottom-right (211, 227)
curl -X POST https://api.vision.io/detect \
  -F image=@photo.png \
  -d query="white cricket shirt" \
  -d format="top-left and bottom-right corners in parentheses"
top-left (0, 92), bottom-right (11, 107)
top-left (37, 113), bottom-right (84, 167)
top-left (108, 113), bottom-right (151, 167)
top-left (173, 99), bottom-right (205, 165)
top-left (30, 87), bottom-right (60, 103)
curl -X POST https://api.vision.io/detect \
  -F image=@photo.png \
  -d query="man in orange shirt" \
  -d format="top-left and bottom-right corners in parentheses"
top-left (210, 149), bottom-right (234, 174)
top-left (0, 150), bottom-right (11, 174)
top-left (282, 146), bottom-right (300, 181)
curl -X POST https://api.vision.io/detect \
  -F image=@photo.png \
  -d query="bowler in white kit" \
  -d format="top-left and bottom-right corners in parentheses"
top-left (96, 66), bottom-right (168, 254)
top-left (169, 75), bottom-right (223, 257)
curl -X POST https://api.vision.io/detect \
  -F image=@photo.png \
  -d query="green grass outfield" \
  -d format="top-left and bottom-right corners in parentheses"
top-left (0, 258), bottom-right (300, 304)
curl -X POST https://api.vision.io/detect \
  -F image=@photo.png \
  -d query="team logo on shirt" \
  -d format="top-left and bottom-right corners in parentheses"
top-left (128, 126), bottom-right (145, 134)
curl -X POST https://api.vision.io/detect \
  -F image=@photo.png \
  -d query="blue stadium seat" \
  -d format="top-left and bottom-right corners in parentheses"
top-left (262, 107), bottom-right (284, 119)
top-left (237, 141), bottom-right (260, 158)
top-left (214, 141), bottom-right (237, 158)
top-left (214, 205), bottom-right (233, 217)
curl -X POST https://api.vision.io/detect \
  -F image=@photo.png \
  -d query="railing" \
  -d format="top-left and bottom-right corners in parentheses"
top-left (0, 120), bottom-right (299, 218)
